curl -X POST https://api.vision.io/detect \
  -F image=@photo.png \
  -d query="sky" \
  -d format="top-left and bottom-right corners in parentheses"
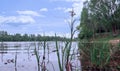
top-left (0, 0), bottom-right (85, 37)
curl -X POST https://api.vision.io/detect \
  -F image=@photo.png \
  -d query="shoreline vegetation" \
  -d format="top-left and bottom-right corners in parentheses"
top-left (0, 31), bottom-right (77, 41)
top-left (77, 0), bottom-right (120, 70)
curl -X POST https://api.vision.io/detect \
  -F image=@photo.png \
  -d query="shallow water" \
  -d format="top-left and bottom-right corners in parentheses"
top-left (0, 41), bottom-right (81, 71)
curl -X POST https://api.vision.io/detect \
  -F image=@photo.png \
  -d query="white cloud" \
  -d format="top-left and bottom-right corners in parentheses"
top-left (54, 7), bottom-right (66, 10)
top-left (40, 8), bottom-right (48, 12)
top-left (64, 8), bottom-right (72, 13)
top-left (72, 0), bottom-right (86, 16)
top-left (72, 2), bottom-right (83, 17)
top-left (54, 7), bottom-right (71, 12)
top-left (0, 15), bottom-right (35, 24)
top-left (67, 1), bottom-right (84, 17)
top-left (54, 0), bottom-right (85, 17)
top-left (55, 6), bottom-right (80, 17)
top-left (17, 10), bottom-right (44, 17)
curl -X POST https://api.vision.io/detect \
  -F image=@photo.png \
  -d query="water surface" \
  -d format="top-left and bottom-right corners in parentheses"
top-left (0, 41), bottom-right (81, 71)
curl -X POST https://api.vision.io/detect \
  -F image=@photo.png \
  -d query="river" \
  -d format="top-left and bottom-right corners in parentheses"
top-left (0, 41), bottom-right (81, 71)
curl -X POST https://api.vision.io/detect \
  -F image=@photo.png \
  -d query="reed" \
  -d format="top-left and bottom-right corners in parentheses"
top-left (42, 40), bottom-right (46, 71)
top-left (90, 42), bottom-right (110, 68)
top-left (79, 41), bottom-right (111, 70)
top-left (55, 34), bottom-right (63, 71)
top-left (55, 9), bottom-right (77, 71)
top-left (15, 49), bottom-right (17, 71)
top-left (34, 42), bottom-right (40, 71)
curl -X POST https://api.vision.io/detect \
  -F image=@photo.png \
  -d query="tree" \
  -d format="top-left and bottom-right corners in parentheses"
top-left (78, 0), bottom-right (120, 39)
top-left (78, 1), bottom-right (94, 39)
top-left (22, 34), bottom-right (29, 41)
top-left (29, 34), bottom-right (36, 41)
top-left (0, 31), bottom-right (70, 41)
top-left (89, 0), bottom-right (120, 34)
top-left (14, 34), bottom-right (22, 41)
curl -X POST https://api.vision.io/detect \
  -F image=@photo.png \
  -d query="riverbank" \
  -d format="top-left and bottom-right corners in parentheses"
top-left (79, 33), bottom-right (120, 71)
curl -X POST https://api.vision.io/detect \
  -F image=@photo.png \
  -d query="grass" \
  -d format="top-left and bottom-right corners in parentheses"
top-left (79, 41), bottom-right (111, 70)
top-left (90, 43), bottom-right (111, 67)
top-left (93, 34), bottom-right (120, 42)
top-left (79, 32), bottom-right (120, 70)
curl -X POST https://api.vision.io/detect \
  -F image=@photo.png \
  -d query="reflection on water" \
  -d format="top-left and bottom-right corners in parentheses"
top-left (0, 42), bottom-right (81, 71)
top-left (0, 42), bottom-right (8, 54)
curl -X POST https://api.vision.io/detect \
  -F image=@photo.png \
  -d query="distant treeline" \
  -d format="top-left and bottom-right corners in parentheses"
top-left (0, 31), bottom-right (72, 41)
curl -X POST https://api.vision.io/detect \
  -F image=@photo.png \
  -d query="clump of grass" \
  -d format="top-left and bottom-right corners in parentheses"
top-left (79, 41), bottom-right (111, 70)
top-left (90, 43), bottom-right (111, 68)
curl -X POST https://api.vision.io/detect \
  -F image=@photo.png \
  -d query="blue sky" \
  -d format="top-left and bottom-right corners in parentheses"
top-left (0, 0), bottom-right (85, 37)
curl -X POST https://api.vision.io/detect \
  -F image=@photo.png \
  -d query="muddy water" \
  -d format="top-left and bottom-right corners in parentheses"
top-left (0, 42), bottom-right (81, 71)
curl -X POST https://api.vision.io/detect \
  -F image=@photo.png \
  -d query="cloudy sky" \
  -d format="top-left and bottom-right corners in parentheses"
top-left (0, 0), bottom-right (85, 37)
